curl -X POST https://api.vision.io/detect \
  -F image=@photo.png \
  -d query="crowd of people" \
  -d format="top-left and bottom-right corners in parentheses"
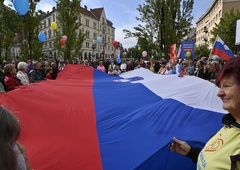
top-left (0, 54), bottom-right (237, 93)
top-left (0, 54), bottom-right (240, 169)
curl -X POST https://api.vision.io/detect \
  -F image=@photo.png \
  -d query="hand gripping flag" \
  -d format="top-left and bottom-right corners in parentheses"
top-left (211, 35), bottom-right (234, 61)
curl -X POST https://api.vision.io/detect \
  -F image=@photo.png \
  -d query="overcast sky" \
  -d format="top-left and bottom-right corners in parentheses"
top-left (5, 0), bottom-right (213, 48)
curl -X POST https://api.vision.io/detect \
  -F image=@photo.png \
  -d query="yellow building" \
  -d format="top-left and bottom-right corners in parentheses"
top-left (196, 0), bottom-right (240, 49)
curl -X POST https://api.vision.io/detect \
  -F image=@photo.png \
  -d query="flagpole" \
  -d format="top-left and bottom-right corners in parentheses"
top-left (210, 35), bottom-right (218, 57)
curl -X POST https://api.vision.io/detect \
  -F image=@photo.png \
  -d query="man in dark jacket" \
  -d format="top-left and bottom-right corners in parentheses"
top-left (194, 60), bottom-right (208, 80)
top-left (104, 58), bottom-right (111, 73)
top-left (51, 62), bottom-right (58, 80)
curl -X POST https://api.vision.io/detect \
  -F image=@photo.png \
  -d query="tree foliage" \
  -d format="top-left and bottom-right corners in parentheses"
top-left (0, 2), bottom-right (20, 60)
top-left (7, 0), bottom-right (43, 60)
top-left (211, 8), bottom-right (240, 53)
top-left (54, 0), bottom-right (85, 61)
top-left (123, 0), bottom-right (194, 60)
top-left (194, 43), bottom-right (211, 59)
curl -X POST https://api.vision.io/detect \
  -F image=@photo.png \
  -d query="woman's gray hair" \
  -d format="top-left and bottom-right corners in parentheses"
top-left (17, 62), bottom-right (28, 71)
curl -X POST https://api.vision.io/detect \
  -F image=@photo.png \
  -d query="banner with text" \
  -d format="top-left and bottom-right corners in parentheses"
top-left (179, 41), bottom-right (195, 59)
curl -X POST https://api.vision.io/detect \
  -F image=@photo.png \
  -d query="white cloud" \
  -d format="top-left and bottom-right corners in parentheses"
top-left (115, 25), bottom-right (137, 49)
top-left (37, 3), bottom-right (54, 12)
top-left (4, 0), bottom-right (13, 8)
top-left (81, 0), bottom-right (101, 8)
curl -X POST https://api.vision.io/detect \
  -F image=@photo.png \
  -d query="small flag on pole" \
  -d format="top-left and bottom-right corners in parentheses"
top-left (211, 35), bottom-right (234, 61)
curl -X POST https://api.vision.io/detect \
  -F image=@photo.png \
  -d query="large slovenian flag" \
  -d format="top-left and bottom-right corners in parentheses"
top-left (0, 65), bottom-right (226, 170)
top-left (211, 35), bottom-right (235, 61)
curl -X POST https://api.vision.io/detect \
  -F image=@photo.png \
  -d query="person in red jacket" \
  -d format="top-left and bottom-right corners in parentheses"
top-left (3, 64), bottom-right (22, 92)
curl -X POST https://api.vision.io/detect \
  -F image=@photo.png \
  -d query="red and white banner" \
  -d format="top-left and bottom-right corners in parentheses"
top-left (169, 44), bottom-right (177, 62)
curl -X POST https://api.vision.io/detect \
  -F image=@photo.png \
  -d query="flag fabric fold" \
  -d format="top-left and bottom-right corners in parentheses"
top-left (211, 35), bottom-right (235, 61)
top-left (0, 65), bottom-right (226, 170)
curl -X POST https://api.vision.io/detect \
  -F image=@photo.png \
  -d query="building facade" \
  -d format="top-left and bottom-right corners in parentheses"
top-left (40, 5), bottom-right (115, 61)
top-left (195, 0), bottom-right (240, 48)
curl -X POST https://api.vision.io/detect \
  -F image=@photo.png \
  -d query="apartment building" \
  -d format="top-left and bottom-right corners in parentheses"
top-left (40, 5), bottom-right (115, 61)
top-left (195, 0), bottom-right (240, 48)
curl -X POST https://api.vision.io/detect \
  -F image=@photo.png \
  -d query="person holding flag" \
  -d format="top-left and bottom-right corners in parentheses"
top-left (169, 56), bottom-right (240, 169)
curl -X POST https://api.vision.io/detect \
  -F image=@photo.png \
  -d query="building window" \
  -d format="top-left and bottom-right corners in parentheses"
top-left (79, 16), bottom-right (81, 23)
top-left (53, 14), bottom-right (55, 22)
top-left (103, 35), bottom-right (106, 43)
top-left (48, 18), bottom-right (51, 27)
top-left (86, 42), bottom-right (90, 48)
top-left (103, 26), bottom-right (106, 33)
top-left (93, 32), bottom-right (97, 40)
top-left (93, 22), bottom-right (97, 29)
top-left (86, 30), bottom-right (90, 38)
top-left (48, 29), bottom-right (51, 39)
top-left (49, 41), bottom-right (52, 48)
top-left (44, 21), bottom-right (46, 28)
top-left (85, 19), bottom-right (89, 27)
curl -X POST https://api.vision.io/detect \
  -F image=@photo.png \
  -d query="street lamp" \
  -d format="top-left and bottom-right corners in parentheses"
top-left (151, 49), bottom-right (155, 58)
top-left (49, 48), bottom-right (52, 60)
top-left (97, 36), bottom-right (102, 60)
top-left (91, 40), bottom-right (96, 60)
top-left (162, 44), bottom-right (165, 58)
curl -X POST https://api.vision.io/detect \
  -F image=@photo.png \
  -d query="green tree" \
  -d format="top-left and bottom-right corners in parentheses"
top-left (211, 8), bottom-right (240, 53)
top-left (123, 0), bottom-right (194, 60)
top-left (21, 0), bottom-right (42, 60)
top-left (126, 47), bottom-right (141, 59)
top-left (54, 0), bottom-right (85, 61)
top-left (0, 2), bottom-right (20, 60)
top-left (194, 44), bottom-right (210, 59)
top-left (8, 0), bottom-right (43, 60)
